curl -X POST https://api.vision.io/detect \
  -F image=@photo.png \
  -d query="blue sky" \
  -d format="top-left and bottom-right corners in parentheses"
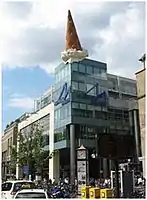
top-left (2, 67), bottom-right (54, 130)
top-left (1, 1), bottom-right (145, 131)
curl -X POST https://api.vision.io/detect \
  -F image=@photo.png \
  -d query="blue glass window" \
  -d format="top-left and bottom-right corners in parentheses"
top-left (79, 82), bottom-right (86, 92)
top-left (79, 64), bottom-right (86, 73)
top-left (87, 65), bottom-right (93, 74)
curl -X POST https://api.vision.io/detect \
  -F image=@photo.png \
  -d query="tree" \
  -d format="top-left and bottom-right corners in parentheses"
top-left (10, 124), bottom-right (57, 178)
top-left (9, 145), bottom-right (17, 174)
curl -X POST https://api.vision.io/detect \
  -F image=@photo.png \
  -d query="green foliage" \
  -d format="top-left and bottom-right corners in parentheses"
top-left (32, 126), bottom-right (44, 171)
top-left (9, 124), bottom-right (56, 174)
top-left (44, 149), bottom-right (59, 161)
top-left (9, 145), bottom-right (17, 173)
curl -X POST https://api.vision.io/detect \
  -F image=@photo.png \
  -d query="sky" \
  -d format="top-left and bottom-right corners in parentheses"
top-left (1, 0), bottom-right (145, 130)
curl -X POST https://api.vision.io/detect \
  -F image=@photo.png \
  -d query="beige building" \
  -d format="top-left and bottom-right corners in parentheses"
top-left (1, 113), bottom-right (32, 179)
top-left (2, 122), bottom-right (18, 179)
top-left (135, 54), bottom-right (146, 177)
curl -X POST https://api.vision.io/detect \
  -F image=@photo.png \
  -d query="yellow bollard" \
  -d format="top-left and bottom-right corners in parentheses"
top-left (81, 186), bottom-right (91, 198)
top-left (100, 188), bottom-right (113, 198)
top-left (89, 187), bottom-right (100, 198)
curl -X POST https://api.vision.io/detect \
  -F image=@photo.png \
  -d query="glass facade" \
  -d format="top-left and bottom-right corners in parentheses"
top-left (71, 59), bottom-right (108, 125)
top-left (71, 60), bottom-right (107, 79)
top-left (35, 88), bottom-right (54, 112)
top-left (54, 126), bottom-right (67, 143)
top-left (20, 114), bottom-right (50, 149)
top-left (120, 80), bottom-right (137, 95)
top-left (53, 58), bottom-right (136, 147)
top-left (54, 63), bottom-right (72, 142)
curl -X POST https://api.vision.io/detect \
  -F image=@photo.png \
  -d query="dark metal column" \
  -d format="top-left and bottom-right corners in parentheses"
top-left (70, 124), bottom-right (75, 185)
top-left (109, 159), bottom-right (112, 174)
top-left (114, 159), bottom-right (120, 198)
top-left (133, 109), bottom-right (141, 159)
top-left (109, 159), bottom-right (114, 171)
top-left (128, 100), bottom-right (141, 162)
top-left (103, 158), bottom-right (108, 178)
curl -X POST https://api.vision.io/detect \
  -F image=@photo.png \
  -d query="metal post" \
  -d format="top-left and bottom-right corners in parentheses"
top-left (114, 159), bottom-right (120, 198)
top-left (70, 124), bottom-right (75, 185)
top-left (103, 158), bottom-right (108, 178)
top-left (109, 159), bottom-right (112, 173)
top-left (133, 109), bottom-right (141, 160)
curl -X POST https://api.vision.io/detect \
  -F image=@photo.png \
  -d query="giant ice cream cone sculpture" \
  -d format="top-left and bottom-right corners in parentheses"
top-left (61, 10), bottom-right (88, 63)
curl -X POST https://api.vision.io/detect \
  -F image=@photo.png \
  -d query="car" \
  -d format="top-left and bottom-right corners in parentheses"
top-left (1, 180), bottom-right (36, 199)
top-left (13, 189), bottom-right (48, 199)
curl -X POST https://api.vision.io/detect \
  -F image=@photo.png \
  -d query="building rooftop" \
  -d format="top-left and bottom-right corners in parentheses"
top-left (135, 67), bottom-right (146, 75)
top-left (4, 112), bottom-right (32, 133)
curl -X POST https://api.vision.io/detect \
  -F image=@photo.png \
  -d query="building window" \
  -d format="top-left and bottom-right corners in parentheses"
top-left (85, 110), bottom-right (93, 118)
top-left (39, 115), bottom-right (50, 132)
top-left (72, 81), bottom-right (78, 90)
top-left (87, 84), bottom-right (96, 96)
top-left (87, 105), bottom-right (94, 111)
top-left (101, 68), bottom-right (107, 79)
top-left (72, 102), bottom-right (79, 109)
top-left (79, 103), bottom-right (86, 110)
top-left (120, 81), bottom-right (136, 95)
top-left (79, 82), bottom-right (86, 92)
top-left (95, 111), bottom-right (107, 120)
top-left (79, 125), bottom-right (95, 140)
top-left (72, 63), bottom-right (78, 72)
top-left (36, 100), bottom-right (41, 110)
top-left (60, 107), bottom-right (66, 119)
top-left (94, 67), bottom-right (100, 76)
top-left (79, 64), bottom-right (86, 73)
top-left (73, 109), bottom-right (93, 118)
top-left (87, 127), bottom-right (94, 133)
top-left (54, 128), bottom-right (67, 142)
top-left (86, 65), bottom-right (93, 74)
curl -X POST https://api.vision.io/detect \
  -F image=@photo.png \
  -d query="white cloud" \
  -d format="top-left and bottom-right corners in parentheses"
top-left (8, 96), bottom-right (34, 109)
top-left (93, 2), bottom-right (145, 78)
top-left (0, 1), bottom-right (145, 77)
